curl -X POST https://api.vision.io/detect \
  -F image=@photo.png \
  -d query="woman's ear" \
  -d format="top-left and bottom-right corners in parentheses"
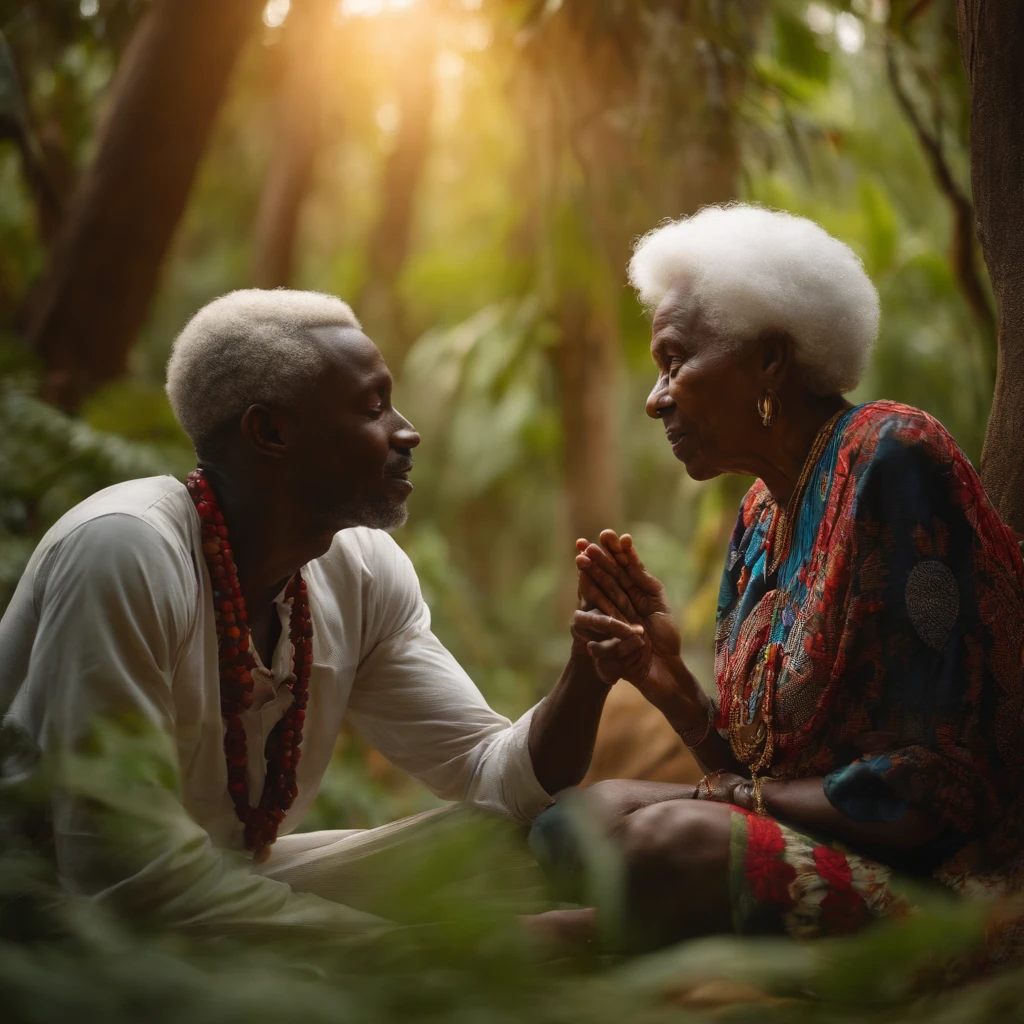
top-left (758, 330), bottom-right (793, 388)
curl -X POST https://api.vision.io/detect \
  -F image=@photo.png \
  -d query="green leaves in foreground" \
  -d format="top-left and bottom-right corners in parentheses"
top-left (0, 717), bottom-right (1020, 1023)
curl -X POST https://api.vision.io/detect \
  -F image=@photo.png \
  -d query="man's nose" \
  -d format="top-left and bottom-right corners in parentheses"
top-left (393, 412), bottom-right (421, 450)
top-left (646, 381), bottom-right (673, 420)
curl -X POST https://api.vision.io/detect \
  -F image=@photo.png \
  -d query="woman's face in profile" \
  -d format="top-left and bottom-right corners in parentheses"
top-left (645, 290), bottom-right (765, 481)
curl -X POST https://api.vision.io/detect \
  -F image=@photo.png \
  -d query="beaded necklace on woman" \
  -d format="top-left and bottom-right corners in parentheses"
top-left (186, 469), bottom-right (312, 862)
top-left (727, 404), bottom-right (847, 812)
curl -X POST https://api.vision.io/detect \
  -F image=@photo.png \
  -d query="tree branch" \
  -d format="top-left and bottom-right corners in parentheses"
top-left (885, 39), bottom-right (996, 363)
top-left (902, 0), bottom-right (938, 27)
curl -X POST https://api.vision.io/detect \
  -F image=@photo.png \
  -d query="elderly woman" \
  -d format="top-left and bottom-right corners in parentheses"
top-left (534, 204), bottom-right (1024, 960)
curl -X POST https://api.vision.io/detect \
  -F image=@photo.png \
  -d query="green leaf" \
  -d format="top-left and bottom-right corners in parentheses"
top-left (858, 176), bottom-right (899, 275)
top-left (774, 11), bottom-right (832, 84)
top-left (754, 54), bottom-right (826, 103)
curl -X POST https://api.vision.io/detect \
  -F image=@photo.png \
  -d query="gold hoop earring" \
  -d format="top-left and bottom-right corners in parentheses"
top-left (757, 389), bottom-right (780, 428)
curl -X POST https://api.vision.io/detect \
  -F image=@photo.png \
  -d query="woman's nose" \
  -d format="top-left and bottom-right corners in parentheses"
top-left (646, 381), bottom-right (673, 420)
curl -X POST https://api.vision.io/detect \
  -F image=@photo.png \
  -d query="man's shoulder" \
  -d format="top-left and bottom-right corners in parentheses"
top-left (314, 527), bottom-right (413, 583)
top-left (33, 476), bottom-right (196, 575)
top-left (308, 529), bottom-right (424, 641)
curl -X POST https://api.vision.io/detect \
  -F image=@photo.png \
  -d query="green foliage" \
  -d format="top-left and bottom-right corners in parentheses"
top-left (774, 10), bottom-right (832, 85)
top-left (0, 366), bottom-right (191, 605)
top-left (0, 717), bottom-right (1021, 1022)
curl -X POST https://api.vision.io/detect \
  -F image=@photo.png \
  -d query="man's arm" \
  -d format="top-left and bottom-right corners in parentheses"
top-left (20, 514), bottom-right (386, 938)
top-left (346, 533), bottom-right (612, 820)
top-left (526, 636), bottom-right (612, 795)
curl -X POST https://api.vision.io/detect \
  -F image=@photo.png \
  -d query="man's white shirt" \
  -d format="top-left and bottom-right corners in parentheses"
top-left (0, 476), bottom-right (551, 933)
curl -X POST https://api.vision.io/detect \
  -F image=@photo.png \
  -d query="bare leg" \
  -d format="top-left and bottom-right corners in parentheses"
top-left (526, 792), bottom-right (734, 953)
top-left (618, 797), bottom-right (734, 948)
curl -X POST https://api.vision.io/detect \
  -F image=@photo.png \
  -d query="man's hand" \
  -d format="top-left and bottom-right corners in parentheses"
top-left (572, 610), bottom-right (646, 687)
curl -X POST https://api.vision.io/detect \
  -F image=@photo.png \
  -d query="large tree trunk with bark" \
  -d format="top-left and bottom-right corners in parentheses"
top-left (956, 1), bottom-right (1024, 532)
top-left (356, 16), bottom-right (436, 360)
top-left (25, 0), bottom-right (263, 410)
top-left (251, 0), bottom-right (335, 289)
top-left (555, 288), bottom-right (623, 545)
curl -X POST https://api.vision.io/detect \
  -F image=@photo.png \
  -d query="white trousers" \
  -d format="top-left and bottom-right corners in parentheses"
top-left (256, 806), bottom-right (544, 918)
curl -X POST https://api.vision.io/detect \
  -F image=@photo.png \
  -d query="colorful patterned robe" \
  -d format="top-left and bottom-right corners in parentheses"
top-left (715, 401), bottom-right (1024, 954)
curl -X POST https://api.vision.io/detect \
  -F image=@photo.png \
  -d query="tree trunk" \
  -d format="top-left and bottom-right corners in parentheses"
top-left (251, 0), bottom-right (335, 289)
top-left (356, 18), bottom-right (436, 360)
top-left (956, 1), bottom-right (1024, 531)
top-left (555, 288), bottom-right (622, 544)
top-left (25, 0), bottom-right (263, 410)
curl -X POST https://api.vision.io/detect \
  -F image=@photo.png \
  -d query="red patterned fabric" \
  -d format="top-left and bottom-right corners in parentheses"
top-left (733, 810), bottom-right (910, 938)
top-left (812, 844), bottom-right (868, 932)
top-left (744, 814), bottom-right (797, 908)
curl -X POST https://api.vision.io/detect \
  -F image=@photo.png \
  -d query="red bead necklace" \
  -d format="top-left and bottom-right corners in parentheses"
top-left (186, 469), bottom-right (312, 858)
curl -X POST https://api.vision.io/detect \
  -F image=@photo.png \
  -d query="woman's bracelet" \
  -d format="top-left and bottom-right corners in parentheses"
top-left (677, 697), bottom-right (716, 748)
top-left (695, 769), bottom-right (725, 801)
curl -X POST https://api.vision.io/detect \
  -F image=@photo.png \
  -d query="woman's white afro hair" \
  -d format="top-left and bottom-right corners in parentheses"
top-left (166, 289), bottom-right (361, 446)
top-left (628, 204), bottom-right (880, 394)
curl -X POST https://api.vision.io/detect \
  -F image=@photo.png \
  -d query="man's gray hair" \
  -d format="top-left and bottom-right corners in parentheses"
top-left (628, 204), bottom-right (880, 395)
top-left (166, 289), bottom-right (361, 446)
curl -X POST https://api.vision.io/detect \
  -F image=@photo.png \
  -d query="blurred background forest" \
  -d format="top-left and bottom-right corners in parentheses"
top-left (0, 0), bottom-right (994, 821)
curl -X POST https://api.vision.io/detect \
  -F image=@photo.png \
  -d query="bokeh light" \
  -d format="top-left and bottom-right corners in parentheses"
top-left (262, 0), bottom-right (291, 29)
top-left (339, 0), bottom-right (418, 18)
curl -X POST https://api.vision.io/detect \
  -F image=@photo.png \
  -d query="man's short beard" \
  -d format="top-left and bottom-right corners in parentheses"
top-left (318, 495), bottom-right (409, 534)
top-left (351, 497), bottom-right (409, 532)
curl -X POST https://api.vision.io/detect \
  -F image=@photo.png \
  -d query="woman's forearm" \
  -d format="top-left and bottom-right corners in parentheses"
top-left (687, 727), bottom-right (748, 777)
top-left (650, 657), bottom-right (747, 776)
top-left (744, 777), bottom-right (942, 852)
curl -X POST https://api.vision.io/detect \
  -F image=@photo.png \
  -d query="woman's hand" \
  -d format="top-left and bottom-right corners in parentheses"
top-left (575, 539), bottom-right (631, 623)
top-left (577, 531), bottom-right (681, 659)
top-left (572, 533), bottom-right (644, 686)
top-left (575, 531), bottom-right (688, 710)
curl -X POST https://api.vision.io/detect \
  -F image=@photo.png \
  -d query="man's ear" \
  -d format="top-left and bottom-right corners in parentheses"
top-left (240, 404), bottom-right (289, 460)
top-left (758, 331), bottom-right (793, 389)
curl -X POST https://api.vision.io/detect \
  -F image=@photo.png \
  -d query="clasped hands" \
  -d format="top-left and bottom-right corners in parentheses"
top-left (571, 529), bottom-right (681, 700)
top-left (572, 529), bottom-right (711, 735)
top-left (572, 529), bottom-right (755, 809)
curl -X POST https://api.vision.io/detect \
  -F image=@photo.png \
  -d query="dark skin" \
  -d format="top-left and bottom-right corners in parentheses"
top-left (523, 289), bottom-right (941, 950)
top-left (196, 325), bottom-right (607, 795)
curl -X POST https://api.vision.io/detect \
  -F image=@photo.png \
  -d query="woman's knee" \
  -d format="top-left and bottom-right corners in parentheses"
top-left (618, 801), bottom-right (734, 945)
top-left (621, 800), bottom-right (730, 875)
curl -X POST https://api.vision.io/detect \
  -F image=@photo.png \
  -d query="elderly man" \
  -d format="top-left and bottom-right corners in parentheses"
top-left (0, 289), bottom-right (620, 936)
